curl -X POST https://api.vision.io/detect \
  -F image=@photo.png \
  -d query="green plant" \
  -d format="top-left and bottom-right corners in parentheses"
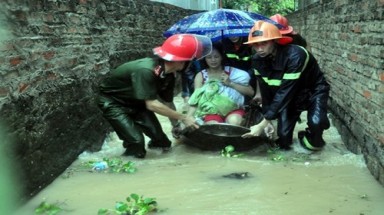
top-left (104, 158), bottom-right (137, 173)
top-left (221, 145), bottom-right (244, 158)
top-left (98, 193), bottom-right (158, 215)
top-left (85, 158), bottom-right (137, 174)
top-left (222, 0), bottom-right (295, 17)
top-left (267, 147), bottom-right (285, 161)
top-left (34, 201), bottom-right (64, 215)
top-left (267, 148), bottom-right (314, 163)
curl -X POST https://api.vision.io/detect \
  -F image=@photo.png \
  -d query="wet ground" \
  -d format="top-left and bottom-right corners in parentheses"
top-left (16, 96), bottom-right (384, 215)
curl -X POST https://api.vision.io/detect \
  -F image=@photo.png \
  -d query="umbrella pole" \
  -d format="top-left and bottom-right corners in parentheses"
top-left (221, 29), bottom-right (223, 42)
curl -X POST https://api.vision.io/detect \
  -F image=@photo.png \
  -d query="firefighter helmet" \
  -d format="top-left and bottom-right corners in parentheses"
top-left (153, 34), bottom-right (212, 61)
top-left (270, 14), bottom-right (294, 35)
top-left (244, 21), bottom-right (293, 45)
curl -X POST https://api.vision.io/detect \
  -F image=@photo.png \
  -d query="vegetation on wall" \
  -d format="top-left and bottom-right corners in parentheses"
top-left (222, 0), bottom-right (295, 16)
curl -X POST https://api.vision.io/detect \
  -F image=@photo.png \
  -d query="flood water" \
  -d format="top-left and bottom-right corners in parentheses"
top-left (16, 97), bottom-right (384, 215)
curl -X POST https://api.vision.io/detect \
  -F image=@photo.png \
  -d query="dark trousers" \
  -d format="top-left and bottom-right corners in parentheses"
top-left (98, 95), bottom-right (171, 150)
top-left (276, 94), bottom-right (330, 148)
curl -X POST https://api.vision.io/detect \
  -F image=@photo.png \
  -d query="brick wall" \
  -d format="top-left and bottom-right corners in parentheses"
top-left (1, 0), bottom-right (382, 201)
top-left (288, 0), bottom-right (383, 185)
top-left (0, 0), bottom-right (194, 199)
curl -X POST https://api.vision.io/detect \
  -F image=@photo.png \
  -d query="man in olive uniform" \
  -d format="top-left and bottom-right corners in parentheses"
top-left (98, 34), bottom-right (212, 158)
top-left (242, 21), bottom-right (330, 151)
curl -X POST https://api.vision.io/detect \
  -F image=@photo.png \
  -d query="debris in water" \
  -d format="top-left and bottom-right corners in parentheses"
top-left (92, 161), bottom-right (108, 171)
top-left (222, 172), bottom-right (250, 179)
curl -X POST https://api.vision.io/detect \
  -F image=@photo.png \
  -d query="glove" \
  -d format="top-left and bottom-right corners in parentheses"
top-left (242, 124), bottom-right (264, 138)
top-left (264, 123), bottom-right (275, 139)
top-left (241, 119), bottom-right (270, 138)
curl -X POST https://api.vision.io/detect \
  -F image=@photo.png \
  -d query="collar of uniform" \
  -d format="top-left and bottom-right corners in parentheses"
top-left (154, 60), bottom-right (167, 78)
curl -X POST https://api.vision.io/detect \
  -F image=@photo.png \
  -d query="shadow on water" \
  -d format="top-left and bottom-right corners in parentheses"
top-left (16, 96), bottom-right (384, 215)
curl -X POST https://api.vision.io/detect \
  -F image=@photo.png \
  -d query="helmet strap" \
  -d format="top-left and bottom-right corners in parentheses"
top-left (181, 61), bottom-right (192, 73)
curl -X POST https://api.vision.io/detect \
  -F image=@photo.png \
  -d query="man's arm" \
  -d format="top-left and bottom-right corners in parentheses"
top-left (145, 99), bottom-right (198, 129)
top-left (242, 118), bottom-right (271, 138)
top-left (264, 47), bottom-right (309, 120)
top-left (224, 81), bottom-right (255, 97)
top-left (162, 101), bottom-right (179, 127)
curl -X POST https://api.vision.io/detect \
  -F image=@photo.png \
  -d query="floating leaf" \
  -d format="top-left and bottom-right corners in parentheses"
top-left (225, 145), bottom-right (235, 152)
top-left (130, 193), bottom-right (140, 202)
top-left (221, 145), bottom-right (243, 158)
top-left (34, 201), bottom-right (63, 215)
top-left (100, 194), bottom-right (158, 215)
top-left (115, 201), bottom-right (129, 212)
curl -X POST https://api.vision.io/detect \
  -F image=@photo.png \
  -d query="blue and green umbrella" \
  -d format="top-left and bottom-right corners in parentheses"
top-left (163, 8), bottom-right (282, 42)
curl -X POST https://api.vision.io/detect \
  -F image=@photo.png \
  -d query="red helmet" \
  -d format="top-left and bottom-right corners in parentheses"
top-left (153, 34), bottom-right (212, 61)
top-left (270, 14), bottom-right (294, 35)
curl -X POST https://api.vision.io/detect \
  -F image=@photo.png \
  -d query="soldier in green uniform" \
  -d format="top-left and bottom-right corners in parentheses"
top-left (98, 34), bottom-right (212, 158)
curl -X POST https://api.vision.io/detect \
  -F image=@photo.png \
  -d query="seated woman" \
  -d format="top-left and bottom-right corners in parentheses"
top-left (186, 45), bottom-right (254, 126)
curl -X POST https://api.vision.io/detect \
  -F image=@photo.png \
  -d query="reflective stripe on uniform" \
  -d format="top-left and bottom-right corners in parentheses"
top-left (256, 69), bottom-right (283, 86)
top-left (283, 72), bottom-right (301, 80)
top-left (282, 47), bottom-right (309, 80)
top-left (226, 53), bottom-right (250, 61)
top-left (257, 46), bottom-right (310, 87)
top-left (302, 135), bottom-right (322, 151)
top-left (298, 46), bottom-right (310, 73)
top-left (262, 77), bottom-right (281, 86)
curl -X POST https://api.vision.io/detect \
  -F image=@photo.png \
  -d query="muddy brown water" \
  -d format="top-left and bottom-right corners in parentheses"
top-left (16, 97), bottom-right (384, 215)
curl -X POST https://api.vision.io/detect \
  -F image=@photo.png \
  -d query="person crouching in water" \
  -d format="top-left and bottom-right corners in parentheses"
top-left (241, 21), bottom-right (330, 151)
top-left (97, 34), bottom-right (212, 158)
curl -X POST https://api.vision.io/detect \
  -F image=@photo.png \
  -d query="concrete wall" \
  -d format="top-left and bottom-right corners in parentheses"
top-left (151, 0), bottom-right (219, 10)
top-left (0, 0), bottom-right (194, 199)
top-left (287, 0), bottom-right (383, 185)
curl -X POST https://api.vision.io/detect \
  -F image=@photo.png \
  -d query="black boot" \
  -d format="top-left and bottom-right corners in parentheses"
top-left (122, 144), bottom-right (146, 159)
top-left (147, 140), bottom-right (171, 153)
top-left (274, 138), bottom-right (292, 151)
top-left (298, 128), bottom-right (325, 151)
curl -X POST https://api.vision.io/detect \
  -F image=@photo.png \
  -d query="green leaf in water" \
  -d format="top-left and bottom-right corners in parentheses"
top-left (115, 201), bottom-right (129, 212)
top-left (97, 208), bottom-right (110, 215)
top-left (221, 145), bottom-right (244, 158)
top-left (34, 201), bottom-right (63, 215)
top-left (100, 193), bottom-right (158, 215)
top-left (130, 193), bottom-right (140, 202)
top-left (225, 145), bottom-right (235, 153)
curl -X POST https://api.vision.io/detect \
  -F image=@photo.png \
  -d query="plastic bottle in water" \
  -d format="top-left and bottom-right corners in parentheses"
top-left (92, 161), bottom-right (108, 171)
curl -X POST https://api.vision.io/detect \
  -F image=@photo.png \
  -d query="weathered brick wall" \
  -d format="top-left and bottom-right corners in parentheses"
top-left (288, 0), bottom-right (383, 185)
top-left (0, 0), bottom-right (194, 199)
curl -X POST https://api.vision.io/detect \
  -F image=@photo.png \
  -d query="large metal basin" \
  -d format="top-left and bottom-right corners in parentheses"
top-left (182, 123), bottom-right (266, 151)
